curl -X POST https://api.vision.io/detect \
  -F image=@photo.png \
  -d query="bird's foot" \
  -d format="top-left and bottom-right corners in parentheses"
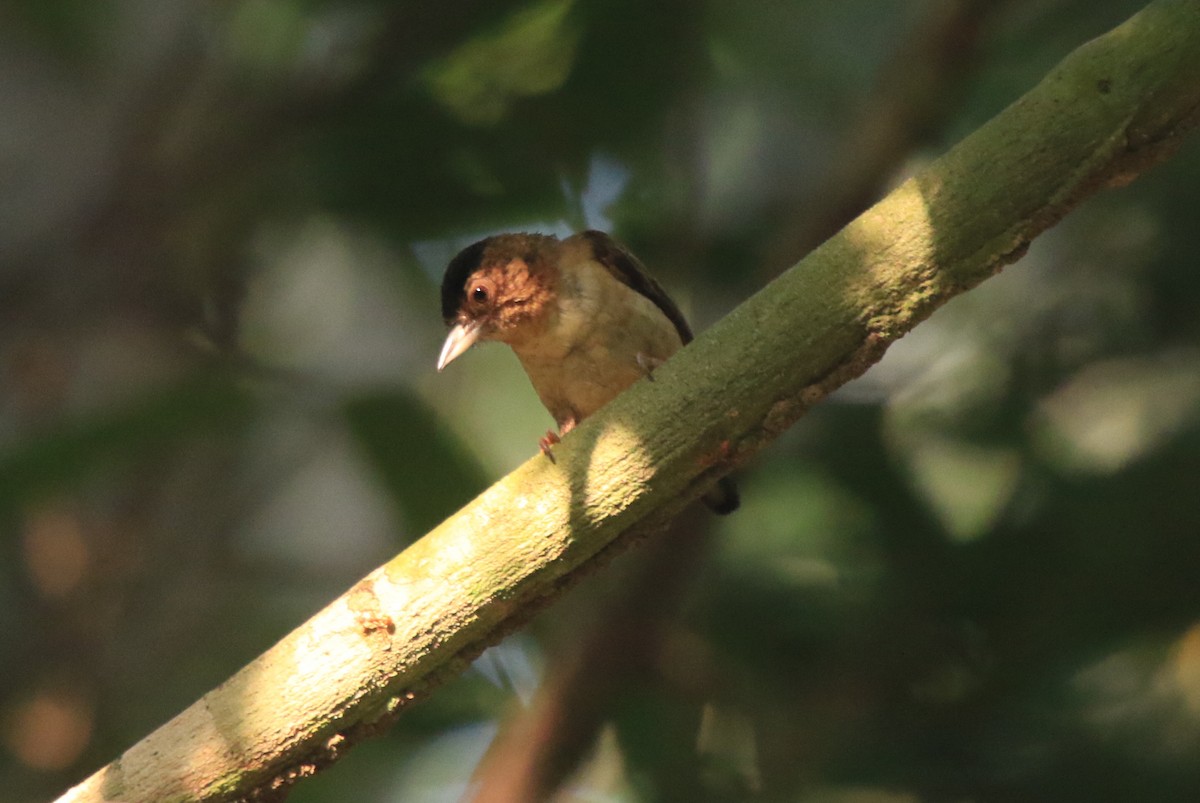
top-left (539, 430), bottom-right (561, 463)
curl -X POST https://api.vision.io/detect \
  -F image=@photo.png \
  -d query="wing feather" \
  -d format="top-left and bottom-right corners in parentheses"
top-left (572, 230), bottom-right (694, 344)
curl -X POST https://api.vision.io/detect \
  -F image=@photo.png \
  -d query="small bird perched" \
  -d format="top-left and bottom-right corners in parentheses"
top-left (438, 229), bottom-right (738, 514)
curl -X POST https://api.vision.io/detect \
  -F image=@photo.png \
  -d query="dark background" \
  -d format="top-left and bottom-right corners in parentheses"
top-left (4, 1), bottom-right (1200, 801)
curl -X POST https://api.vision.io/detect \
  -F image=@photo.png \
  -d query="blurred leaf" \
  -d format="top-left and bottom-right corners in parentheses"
top-left (424, 0), bottom-right (580, 125)
top-left (0, 373), bottom-right (255, 513)
top-left (225, 0), bottom-right (311, 77)
top-left (613, 687), bottom-right (708, 802)
top-left (306, 0), bottom-right (711, 240)
top-left (305, 93), bottom-right (573, 237)
top-left (343, 390), bottom-right (490, 535)
top-left (0, 0), bottom-right (113, 57)
top-left (903, 437), bottom-right (1022, 542)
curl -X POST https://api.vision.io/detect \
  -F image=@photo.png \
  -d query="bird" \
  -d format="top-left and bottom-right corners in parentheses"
top-left (437, 229), bottom-right (739, 514)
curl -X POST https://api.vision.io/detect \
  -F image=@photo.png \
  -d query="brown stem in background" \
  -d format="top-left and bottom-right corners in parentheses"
top-left (468, 506), bottom-right (714, 803)
top-left (764, 0), bottom-right (1009, 275)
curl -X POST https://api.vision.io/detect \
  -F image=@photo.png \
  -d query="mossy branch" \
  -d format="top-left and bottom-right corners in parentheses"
top-left (58, 2), bottom-right (1200, 800)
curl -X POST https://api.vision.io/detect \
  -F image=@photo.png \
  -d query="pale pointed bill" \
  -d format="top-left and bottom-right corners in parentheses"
top-left (437, 321), bottom-right (483, 372)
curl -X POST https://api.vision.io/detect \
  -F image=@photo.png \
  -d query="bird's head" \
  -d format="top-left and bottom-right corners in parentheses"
top-left (437, 233), bottom-right (559, 371)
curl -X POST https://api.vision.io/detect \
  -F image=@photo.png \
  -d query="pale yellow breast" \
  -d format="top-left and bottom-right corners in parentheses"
top-left (511, 259), bottom-right (684, 429)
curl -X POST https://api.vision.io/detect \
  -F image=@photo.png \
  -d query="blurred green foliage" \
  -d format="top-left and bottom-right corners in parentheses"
top-left (2, 0), bottom-right (1199, 801)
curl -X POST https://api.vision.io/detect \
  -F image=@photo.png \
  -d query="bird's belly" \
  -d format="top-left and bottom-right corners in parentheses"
top-left (510, 262), bottom-right (686, 431)
top-left (517, 324), bottom-right (679, 429)
top-left (566, 351), bottom-right (643, 419)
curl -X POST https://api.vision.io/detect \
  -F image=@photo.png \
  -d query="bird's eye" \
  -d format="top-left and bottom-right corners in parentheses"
top-left (471, 285), bottom-right (489, 303)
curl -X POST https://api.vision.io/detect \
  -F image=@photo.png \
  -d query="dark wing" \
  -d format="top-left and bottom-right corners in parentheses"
top-left (574, 230), bottom-right (694, 344)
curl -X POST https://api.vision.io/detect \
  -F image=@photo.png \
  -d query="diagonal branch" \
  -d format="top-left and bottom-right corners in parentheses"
top-left (467, 6), bottom-right (1016, 795)
top-left (57, 1), bottom-right (1200, 800)
top-left (467, 507), bottom-right (718, 803)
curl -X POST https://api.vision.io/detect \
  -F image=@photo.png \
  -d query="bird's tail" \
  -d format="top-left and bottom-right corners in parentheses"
top-left (702, 475), bottom-right (740, 515)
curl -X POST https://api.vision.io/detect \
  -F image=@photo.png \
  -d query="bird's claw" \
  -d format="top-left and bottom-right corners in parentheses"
top-left (539, 430), bottom-right (561, 463)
